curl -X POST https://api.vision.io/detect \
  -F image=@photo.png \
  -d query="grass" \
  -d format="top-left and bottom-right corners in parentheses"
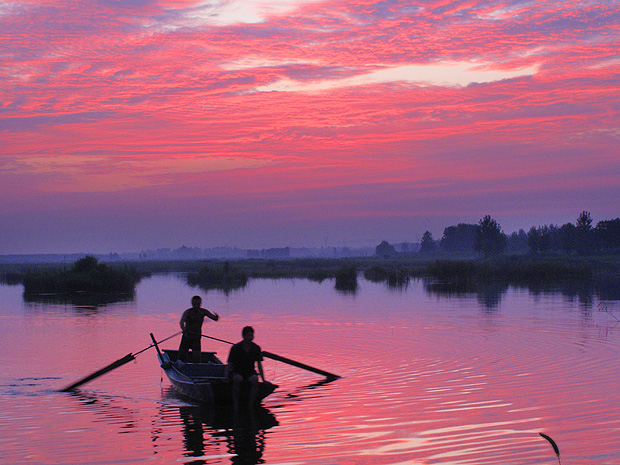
top-left (4, 253), bottom-right (619, 299)
top-left (21, 256), bottom-right (142, 296)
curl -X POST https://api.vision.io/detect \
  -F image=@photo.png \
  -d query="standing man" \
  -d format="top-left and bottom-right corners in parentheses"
top-left (178, 295), bottom-right (219, 363)
top-left (226, 326), bottom-right (266, 410)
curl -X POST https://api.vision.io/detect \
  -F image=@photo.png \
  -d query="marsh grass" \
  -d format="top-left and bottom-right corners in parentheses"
top-left (186, 261), bottom-right (249, 292)
top-left (22, 256), bottom-right (141, 296)
top-left (334, 264), bottom-right (358, 291)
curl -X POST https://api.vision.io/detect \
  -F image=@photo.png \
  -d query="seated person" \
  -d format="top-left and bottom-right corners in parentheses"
top-left (226, 326), bottom-right (266, 409)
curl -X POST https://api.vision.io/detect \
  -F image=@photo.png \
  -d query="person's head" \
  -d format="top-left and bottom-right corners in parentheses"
top-left (242, 326), bottom-right (254, 342)
top-left (191, 295), bottom-right (202, 308)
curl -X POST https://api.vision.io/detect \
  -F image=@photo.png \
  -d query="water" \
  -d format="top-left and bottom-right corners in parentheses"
top-left (1, 274), bottom-right (619, 464)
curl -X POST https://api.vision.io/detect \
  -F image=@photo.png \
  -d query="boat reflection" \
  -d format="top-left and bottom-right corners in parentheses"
top-left (159, 387), bottom-right (278, 465)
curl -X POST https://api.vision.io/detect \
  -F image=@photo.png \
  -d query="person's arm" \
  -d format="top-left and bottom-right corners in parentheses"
top-left (203, 308), bottom-right (220, 321)
top-left (179, 311), bottom-right (187, 332)
top-left (225, 346), bottom-right (235, 378)
top-left (257, 359), bottom-right (266, 382)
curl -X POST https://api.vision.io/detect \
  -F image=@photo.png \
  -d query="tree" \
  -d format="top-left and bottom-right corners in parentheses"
top-left (507, 229), bottom-right (528, 254)
top-left (440, 223), bottom-right (477, 253)
top-left (576, 211), bottom-right (593, 231)
top-left (558, 223), bottom-right (577, 254)
top-left (375, 240), bottom-right (397, 258)
top-left (527, 225), bottom-right (555, 254)
top-left (419, 231), bottom-right (436, 254)
top-left (474, 215), bottom-right (507, 257)
top-left (527, 226), bottom-right (541, 254)
top-left (575, 211), bottom-right (594, 254)
top-left (595, 218), bottom-right (620, 250)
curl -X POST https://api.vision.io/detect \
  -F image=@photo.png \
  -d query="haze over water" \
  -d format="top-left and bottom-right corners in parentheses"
top-left (1, 274), bottom-right (619, 464)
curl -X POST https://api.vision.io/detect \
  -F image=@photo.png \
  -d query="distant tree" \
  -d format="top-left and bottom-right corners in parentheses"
top-left (595, 218), bottom-right (620, 250)
top-left (506, 229), bottom-right (528, 254)
top-left (576, 211), bottom-right (593, 231)
top-left (474, 215), bottom-right (507, 257)
top-left (419, 231), bottom-right (436, 254)
top-left (375, 240), bottom-right (397, 258)
top-left (576, 211), bottom-right (595, 254)
top-left (440, 223), bottom-right (477, 253)
top-left (528, 225), bottom-right (555, 254)
top-left (527, 226), bottom-right (541, 254)
top-left (558, 223), bottom-right (577, 254)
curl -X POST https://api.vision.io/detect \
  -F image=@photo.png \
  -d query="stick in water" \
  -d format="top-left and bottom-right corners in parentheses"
top-left (539, 433), bottom-right (561, 465)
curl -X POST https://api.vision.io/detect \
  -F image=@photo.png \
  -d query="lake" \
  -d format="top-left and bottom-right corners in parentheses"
top-left (1, 274), bottom-right (619, 465)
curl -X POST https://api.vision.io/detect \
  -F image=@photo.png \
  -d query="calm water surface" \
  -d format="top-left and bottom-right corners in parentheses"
top-left (1, 275), bottom-right (619, 465)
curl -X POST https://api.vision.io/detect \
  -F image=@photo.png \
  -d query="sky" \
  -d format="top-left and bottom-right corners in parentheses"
top-left (1, 0), bottom-right (619, 254)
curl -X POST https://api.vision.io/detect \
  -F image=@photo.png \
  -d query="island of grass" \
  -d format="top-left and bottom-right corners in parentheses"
top-left (23, 255), bottom-right (141, 296)
top-left (186, 261), bottom-right (249, 292)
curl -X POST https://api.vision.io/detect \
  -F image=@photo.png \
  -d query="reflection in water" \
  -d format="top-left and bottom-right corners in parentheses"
top-left (424, 278), bottom-right (509, 310)
top-left (423, 275), bottom-right (620, 310)
top-left (157, 388), bottom-right (278, 465)
top-left (23, 290), bottom-right (135, 308)
top-left (2, 276), bottom-right (620, 465)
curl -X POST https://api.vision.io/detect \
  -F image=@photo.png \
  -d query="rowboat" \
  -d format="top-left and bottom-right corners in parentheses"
top-left (152, 338), bottom-right (277, 404)
top-left (61, 331), bottom-right (337, 398)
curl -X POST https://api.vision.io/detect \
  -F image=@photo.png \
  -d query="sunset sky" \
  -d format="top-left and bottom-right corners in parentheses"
top-left (1, 0), bottom-right (619, 254)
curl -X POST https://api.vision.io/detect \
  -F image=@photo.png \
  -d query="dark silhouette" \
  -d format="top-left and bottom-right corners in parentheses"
top-left (576, 210), bottom-right (594, 255)
top-left (440, 223), bottom-right (477, 253)
top-left (419, 231), bottom-right (436, 254)
top-left (187, 261), bottom-right (248, 294)
top-left (226, 326), bottom-right (266, 412)
top-left (178, 295), bottom-right (220, 362)
top-left (474, 215), bottom-right (507, 257)
top-left (334, 264), bottom-right (358, 292)
top-left (375, 240), bottom-right (397, 258)
top-left (22, 255), bottom-right (140, 296)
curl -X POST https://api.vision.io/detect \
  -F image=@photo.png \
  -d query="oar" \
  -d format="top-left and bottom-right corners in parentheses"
top-left (60, 331), bottom-right (182, 392)
top-left (199, 333), bottom-right (340, 379)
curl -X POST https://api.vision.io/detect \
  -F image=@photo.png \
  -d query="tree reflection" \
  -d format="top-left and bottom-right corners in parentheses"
top-left (23, 291), bottom-right (135, 308)
top-left (423, 275), bottom-right (620, 311)
top-left (424, 279), bottom-right (508, 311)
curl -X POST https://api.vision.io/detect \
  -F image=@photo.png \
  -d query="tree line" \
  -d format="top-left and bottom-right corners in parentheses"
top-left (377, 212), bottom-right (620, 258)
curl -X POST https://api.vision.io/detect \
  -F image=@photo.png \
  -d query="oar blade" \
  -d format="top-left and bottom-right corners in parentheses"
top-left (262, 351), bottom-right (340, 379)
top-left (60, 353), bottom-right (135, 392)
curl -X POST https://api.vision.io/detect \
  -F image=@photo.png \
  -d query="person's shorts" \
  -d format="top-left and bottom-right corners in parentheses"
top-left (179, 336), bottom-right (201, 353)
top-left (231, 370), bottom-right (258, 381)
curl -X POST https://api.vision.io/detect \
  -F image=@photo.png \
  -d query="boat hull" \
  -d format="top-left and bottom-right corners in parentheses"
top-left (157, 349), bottom-right (277, 404)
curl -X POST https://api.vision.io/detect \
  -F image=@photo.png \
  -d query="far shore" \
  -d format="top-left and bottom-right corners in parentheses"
top-left (2, 253), bottom-right (619, 286)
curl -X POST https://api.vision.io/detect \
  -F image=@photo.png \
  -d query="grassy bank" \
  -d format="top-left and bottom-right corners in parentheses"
top-left (3, 254), bottom-right (619, 291)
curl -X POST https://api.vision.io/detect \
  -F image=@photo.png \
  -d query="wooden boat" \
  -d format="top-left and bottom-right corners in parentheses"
top-left (153, 346), bottom-right (277, 404)
top-left (61, 331), bottom-right (337, 396)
